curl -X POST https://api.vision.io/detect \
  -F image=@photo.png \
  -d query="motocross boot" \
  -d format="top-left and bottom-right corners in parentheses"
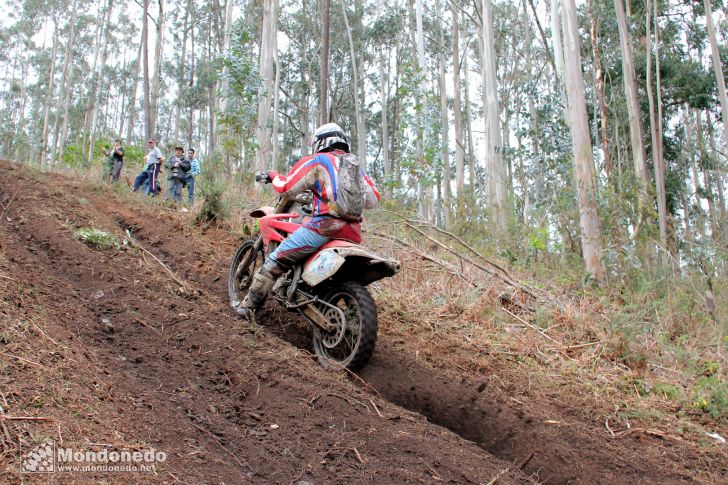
top-left (235, 263), bottom-right (280, 321)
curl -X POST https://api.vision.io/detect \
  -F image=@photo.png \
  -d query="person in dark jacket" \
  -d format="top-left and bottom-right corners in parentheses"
top-left (165, 146), bottom-right (191, 203)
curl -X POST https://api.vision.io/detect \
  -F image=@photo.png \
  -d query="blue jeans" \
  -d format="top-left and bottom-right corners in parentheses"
top-left (269, 227), bottom-right (330, 268)
top-left (185, 175), bottom-right (195, 204)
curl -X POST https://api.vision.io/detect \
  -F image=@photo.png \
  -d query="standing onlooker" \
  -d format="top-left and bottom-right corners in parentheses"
top-left (184, 148), bottom-right (201, 205)
top-left (103, 139), bottom-right (124, 183)
top-left (133, 138), bottom-right (164, 196)
top-left (165, 146), bottom-right (191, 203)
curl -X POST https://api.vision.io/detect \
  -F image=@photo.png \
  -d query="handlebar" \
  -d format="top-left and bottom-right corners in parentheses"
top-left (255, 172), bottom-right (272, 184)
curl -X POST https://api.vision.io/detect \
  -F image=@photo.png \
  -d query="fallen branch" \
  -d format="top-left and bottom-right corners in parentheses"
top-left (0, 189), bottom-right (19, 220)
top-left (0, 351), bottom-right (46, 369)
top-left (350, 447), bottom-right (365, 464)
top-left (189, 422), bottom-right (252, 473)
top-left (501, 309), bottom-right (573, 360)
top-left (0, 405), bottom-right (13, 449)
top-left (0, 415), bottom-right (54, 422)
top-left (368, 231), bottom-right (475, 287)
top-left (0, 274), bottom-right (17, 282)
top-left (418, 457), bottom-right (443, 481)
top-left (485, 466), bottom-right (510, 485)
top-left (125, 233), bottom-right (187, 290)
top-left (369, 398), bottom-right (384, 418)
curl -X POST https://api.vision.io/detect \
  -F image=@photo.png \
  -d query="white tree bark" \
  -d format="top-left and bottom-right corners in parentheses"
top-left (646, 0), bottom-right (668, 251)
top-left (451, 1), bottom-right (464, 193)
top-left (481, 0), bottom-right (508, 231)
top-left (40, 20), bottom-right (59, 164)
top-left (88, 0), bottom-right (115, 163)
top-left (341, 3), bottom-right (367, 167)
top-left (562, 0), bottom-right (604, 281)
top-left (704, 0), bottom-right (728, 146)
top-left (379, 0), bottom-right (390, 194)
top-left (57, 0), bottom-right (79, 164)
top-left (435, 0), bottom-right (450, 225)
top-left (255, 0), bottom-right (278, 171)
top-left (614, 0), bottom-right (648, 188)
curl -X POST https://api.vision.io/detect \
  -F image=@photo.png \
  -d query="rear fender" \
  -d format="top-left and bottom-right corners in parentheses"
top-left (302, 246), bottom-right (400, 287)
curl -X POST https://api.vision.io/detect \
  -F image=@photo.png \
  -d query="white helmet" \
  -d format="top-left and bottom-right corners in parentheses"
top-left (310, 123), bottom-right (350, 154)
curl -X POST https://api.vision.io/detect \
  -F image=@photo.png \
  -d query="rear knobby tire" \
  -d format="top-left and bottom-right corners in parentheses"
top-left (312, 281), bottom-right (377, 372)
top-left (227, 236), bottom-right (264, 309)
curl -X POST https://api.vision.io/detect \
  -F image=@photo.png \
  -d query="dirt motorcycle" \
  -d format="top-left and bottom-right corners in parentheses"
top-left (228, 174), bottom-right (400, 371)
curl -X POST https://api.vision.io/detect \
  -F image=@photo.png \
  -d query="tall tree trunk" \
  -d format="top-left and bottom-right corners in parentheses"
top-left (174, 4), bottom-right (190, 141)
top-left (587, 0), bottom-right (611, 178)
top-left (88, 0), bottom-right (115, 164)
top-left (341, 3), bottom-right (367, 167)
top-left (415, 0), bottom-right (431, 221)
top-left (57, 0), bottom-right (79, 164)
top-left (272, 49), bottom-right (281, 169)
top-left (523, 0), bottom-right (537, 222)
top-left (481, 0), bottom-right (508, 231)
top-left (614, 0), bottom-right (648, 189)
top-left (39, 20), bottom-right (59, 165)
top-left (219, 0), bottom-right (234, 167)
top-left (562, 0), bottom-right (604, 281)
top-left (142, 0), bottom-right (152, 141)
top-left (463, 48), bottom-right (476, 188)
top-left (379, 0), bottom-right (390, 196)
top-left (320, 0), bottom-right (330, 124)
top-left (705, 0), bottom-right (728, 145)
top-left (550, 0), bottom-right (565, 83)
top-left (451, 1), bottom-right (464, 193)
top-left (646, 0), bottom-right (668, 252)
top-left (435, 0), bottom-right (450, 226)
top-left (127, 40), bottom-right (143, 143)
top-left (255, 0), bottom-right (278, 171)
top-left (150, 0), bottom-right (165, 138)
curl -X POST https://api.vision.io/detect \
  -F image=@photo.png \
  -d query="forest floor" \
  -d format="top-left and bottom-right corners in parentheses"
top-left (0, 159), bottom-right (726, 484)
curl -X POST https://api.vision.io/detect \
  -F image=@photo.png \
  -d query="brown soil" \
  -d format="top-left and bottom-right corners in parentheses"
top-left (0, 161), bottom-right (724, 484)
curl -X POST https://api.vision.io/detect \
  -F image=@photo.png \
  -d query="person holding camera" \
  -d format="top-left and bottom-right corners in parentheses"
top-left (165, 146), bottom-right (191, 203)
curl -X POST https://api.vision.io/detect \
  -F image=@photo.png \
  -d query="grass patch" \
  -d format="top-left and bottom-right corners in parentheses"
top-left (73, 227), bottom-right (121, 250)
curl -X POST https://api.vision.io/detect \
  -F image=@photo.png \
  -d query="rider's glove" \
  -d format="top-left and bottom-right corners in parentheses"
top-left (255, 172), bottom-right (272, 183)
top-left (267, 170), bottom-right (279, 182)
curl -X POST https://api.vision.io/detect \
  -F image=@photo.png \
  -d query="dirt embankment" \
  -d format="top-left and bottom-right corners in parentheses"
top-left (1, 161), bottom-right (724, 484)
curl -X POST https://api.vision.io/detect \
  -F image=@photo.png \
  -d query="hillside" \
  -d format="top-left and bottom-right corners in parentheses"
top-left (0, 160), bottom-right (725, 483)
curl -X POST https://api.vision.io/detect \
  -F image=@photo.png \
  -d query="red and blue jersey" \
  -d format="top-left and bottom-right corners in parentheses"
top-left (269, 150), bottom-right (380, 243)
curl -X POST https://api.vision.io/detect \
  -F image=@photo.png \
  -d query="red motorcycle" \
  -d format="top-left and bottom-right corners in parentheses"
top-left (228, 179), bottom-right (400, 371)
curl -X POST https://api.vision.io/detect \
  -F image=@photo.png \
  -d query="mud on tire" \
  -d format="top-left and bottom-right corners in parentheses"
top-left (312, 281), bottom-right (377, 372)
top-left (227, 236), bottom-right (264, 309)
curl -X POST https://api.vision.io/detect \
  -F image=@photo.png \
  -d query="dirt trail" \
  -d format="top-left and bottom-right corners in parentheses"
top-left (1, 161), bottom-right (722, 484)
top-left (0, 161), bottom-right (528, 483)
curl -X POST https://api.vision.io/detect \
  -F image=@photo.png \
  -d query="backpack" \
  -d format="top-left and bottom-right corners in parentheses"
top-left (330, 153), bottom-right (366, 222)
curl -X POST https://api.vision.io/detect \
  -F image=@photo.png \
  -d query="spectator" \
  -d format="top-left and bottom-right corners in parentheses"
top-left (102, 139), bottom-right (124, 183)
top-left (165, 146), bottom-right (191, 203)
top-left (133, 138), bottom-right (164, 196)
top-left (184, 148), bottom-right (201, 205)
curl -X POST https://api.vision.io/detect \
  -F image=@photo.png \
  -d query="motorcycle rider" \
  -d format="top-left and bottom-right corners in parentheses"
top-left (235, 122), bottom-right (380, 320)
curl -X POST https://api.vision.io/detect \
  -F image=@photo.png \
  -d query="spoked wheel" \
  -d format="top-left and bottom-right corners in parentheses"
top-left (312, 281), bottom-right (377, 372)
top-left (227, 236), bottom-right (265, 309)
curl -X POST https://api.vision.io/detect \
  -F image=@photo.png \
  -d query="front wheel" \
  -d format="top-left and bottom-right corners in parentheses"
top-left (312, 281), bottom-right (377, 372)
top-left (228, 236), bottom-right (265, 309)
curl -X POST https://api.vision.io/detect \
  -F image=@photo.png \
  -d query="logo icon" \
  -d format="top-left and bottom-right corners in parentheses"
top-left (21, 440), bottom-right (55, 473)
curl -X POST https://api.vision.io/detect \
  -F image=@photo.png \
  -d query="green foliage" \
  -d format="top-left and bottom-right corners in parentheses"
top-left (652, 382), bottom-right (682, 401)
top-left (73, 227), bottom-right (121, 250)
top-left (218, 21), bottom-right (259, 163)
top-left (195, 154), bottom-right (229, 226)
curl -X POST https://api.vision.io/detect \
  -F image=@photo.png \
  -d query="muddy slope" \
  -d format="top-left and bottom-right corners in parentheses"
top-left (0, 161), bottom-right (530, 483)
